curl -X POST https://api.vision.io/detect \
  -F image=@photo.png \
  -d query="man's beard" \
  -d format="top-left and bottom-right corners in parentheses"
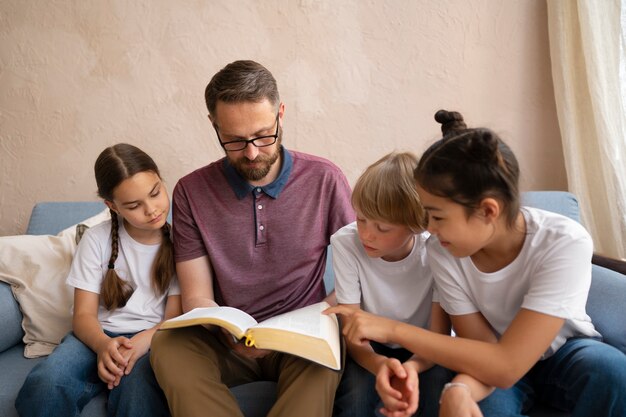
top-left (231, 132), bottom-right (282, 182)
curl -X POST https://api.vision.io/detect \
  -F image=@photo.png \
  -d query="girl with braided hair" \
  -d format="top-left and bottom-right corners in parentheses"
top-left (17, 143), bottom-right (181, 417)
top-left (327, 111), bottom-right (626, 417)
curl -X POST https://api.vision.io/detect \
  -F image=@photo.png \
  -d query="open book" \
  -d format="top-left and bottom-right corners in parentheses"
top-left (160, 301), bottom-right (341, 370)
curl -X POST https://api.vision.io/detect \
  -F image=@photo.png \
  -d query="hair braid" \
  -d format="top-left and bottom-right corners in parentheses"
top-left (152, 222), bottom-right (174, 295)
top-left (101, 210), bottom-right (134, 310)
top-left (107, 209), bottom-right (119, 269)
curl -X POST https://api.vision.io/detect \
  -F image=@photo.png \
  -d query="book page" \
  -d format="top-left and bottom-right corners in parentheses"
top-left (160, 306), bottom-right (258, 339)
top-left (252, 301), bottom-right (331, 337)
top-left (247, 301), bottom-right (341, 369)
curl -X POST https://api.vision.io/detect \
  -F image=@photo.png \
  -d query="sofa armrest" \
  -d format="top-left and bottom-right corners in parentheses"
top-left (592, 254), bottom-right (626, 275)
top-left (586, 265), bottom-right (626, 354)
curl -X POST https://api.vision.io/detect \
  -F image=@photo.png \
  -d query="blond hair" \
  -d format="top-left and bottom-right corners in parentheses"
top-left (352, 152), bottom-right (427, 232)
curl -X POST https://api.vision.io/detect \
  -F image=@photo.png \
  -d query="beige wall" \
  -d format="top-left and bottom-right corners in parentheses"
top-left (0, 0), bottom-right (565, 236)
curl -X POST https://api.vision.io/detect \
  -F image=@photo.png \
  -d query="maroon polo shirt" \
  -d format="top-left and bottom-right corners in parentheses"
top-left (172, 148), bottom-right (354, 321)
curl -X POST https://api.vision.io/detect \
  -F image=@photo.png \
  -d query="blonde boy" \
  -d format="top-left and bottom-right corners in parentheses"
top-left (331, 152), bottom-right (451, 417)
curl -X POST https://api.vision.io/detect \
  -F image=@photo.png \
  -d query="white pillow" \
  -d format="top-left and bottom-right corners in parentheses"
top-left (0, 208), bottom-right (110, 358)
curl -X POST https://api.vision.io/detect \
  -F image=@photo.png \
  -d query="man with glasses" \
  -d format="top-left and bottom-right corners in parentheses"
top-left (150, 60), bottom-right (354, 417)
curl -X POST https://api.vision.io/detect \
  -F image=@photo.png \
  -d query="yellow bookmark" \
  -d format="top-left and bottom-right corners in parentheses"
top-left (244, 333), bottom-right (256, 348)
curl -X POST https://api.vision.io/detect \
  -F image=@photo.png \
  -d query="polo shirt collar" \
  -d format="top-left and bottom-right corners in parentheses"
top-left (223, 147), bottom-right (293, 200)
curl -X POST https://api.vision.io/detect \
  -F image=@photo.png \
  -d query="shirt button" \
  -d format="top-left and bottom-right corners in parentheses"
top-left (256, 187), bottom-right (262, 193)
top-left (257, 204), bottom-right (263, 210)
top-left (259, 225), bottom-right (265, 231)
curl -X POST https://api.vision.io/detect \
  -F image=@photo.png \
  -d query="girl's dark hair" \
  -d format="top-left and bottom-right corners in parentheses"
top-left (94, 143), bottom-right (174, 310)
top-left (414, 110), bottom-right (521, 227)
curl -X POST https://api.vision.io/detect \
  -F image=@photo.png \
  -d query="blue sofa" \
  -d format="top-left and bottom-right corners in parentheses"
top-left (1, 192), bottom-right (625, 417)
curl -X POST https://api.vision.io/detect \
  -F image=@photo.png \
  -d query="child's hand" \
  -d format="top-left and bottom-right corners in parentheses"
top-left (124, 330), bottom-right (152, 372)
top-left (106, 330), bottom-right (155, 389)
top-left (95, 336), bottom-right (132, 386)
top-left (324, 306), bottom-right (396, 345)
top-left (375, 358), bottom-right (419, 417)
top-left (106, 348), bottom-right (132, 389)
top-left (107, 347), bottom-right (133, 390)
top-left (439, 384), bottom-right (483, 417)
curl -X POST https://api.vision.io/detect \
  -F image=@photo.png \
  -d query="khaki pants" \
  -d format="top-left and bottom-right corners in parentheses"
top-left (150, 326), bottom-right (341, 417)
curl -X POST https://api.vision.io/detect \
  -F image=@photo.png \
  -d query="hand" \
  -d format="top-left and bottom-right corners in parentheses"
top-left (324, 306), bottom-right (396, 346)
top-left (95, 336), bottom-right (132, 387)
top-left (105, 330), bottom-right (154, 389)
top-left (123, 330), bottom-right (151, 374)
top-left (108, 346), bottom-right (132, 389)
top-left (375, 358), bottom-right (419, 417)
top-left (439, 384), bottom-right (483, 417)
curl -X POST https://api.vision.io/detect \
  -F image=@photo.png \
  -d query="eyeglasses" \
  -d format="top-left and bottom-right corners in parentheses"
top-left (215, 114), bottom-right (279, 152)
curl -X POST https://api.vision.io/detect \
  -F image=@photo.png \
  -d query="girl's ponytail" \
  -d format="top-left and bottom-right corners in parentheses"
top-left (101, 209), bottom-right (134, 310)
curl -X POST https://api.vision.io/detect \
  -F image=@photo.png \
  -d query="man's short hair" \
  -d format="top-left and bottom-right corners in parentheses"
top-left (205, 60), bottom-right (280, 116)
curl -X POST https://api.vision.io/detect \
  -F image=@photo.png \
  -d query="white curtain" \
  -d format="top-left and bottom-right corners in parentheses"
top-left (547, 0), bottom-right (626, 260)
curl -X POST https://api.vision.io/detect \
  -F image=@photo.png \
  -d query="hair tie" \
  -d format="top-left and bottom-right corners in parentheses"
top-left (108, 263), bottom-right (115, 269)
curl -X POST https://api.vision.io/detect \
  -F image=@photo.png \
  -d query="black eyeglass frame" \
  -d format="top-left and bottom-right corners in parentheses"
top-left (214, 113), bottom-right (280, 152)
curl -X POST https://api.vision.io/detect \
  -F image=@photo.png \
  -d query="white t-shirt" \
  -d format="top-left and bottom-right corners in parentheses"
top-left (429, 207), bottom-right (600, 358)
top-left (67, 219), bottom-right (180, 334)
top-left (332, 222), bottom-right (434, 329)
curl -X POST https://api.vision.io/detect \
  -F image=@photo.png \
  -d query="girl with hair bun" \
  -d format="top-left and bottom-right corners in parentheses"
top-left (16, 143), bottom-right (181, 417)
top-left (327, 111), bottom-right (626, 417)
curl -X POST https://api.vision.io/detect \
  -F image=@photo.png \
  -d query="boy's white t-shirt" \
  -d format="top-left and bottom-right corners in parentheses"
top-left (331, 222), bottom-right (434, 329)
top-left (429, 207), bottom-right (600, 358)
top-left (67, 219), bottom-right (180, 334)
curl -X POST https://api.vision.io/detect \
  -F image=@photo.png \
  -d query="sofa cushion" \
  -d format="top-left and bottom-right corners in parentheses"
top-left (231, 382), bottom-right (276, 417)
top-left (0, 209), bottom-right (109, 358)
top-left (521, 191), bottom-right (581, 224)
top-left (0, 282), bottom-right (24, 353)
top-left (26, 202), bottom-right (105, 236)
top-left (0, 345), bottom-right (45, 417)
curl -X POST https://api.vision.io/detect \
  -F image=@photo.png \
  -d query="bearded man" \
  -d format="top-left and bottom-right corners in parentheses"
top-left (150, 60), bottom-right (354, 417)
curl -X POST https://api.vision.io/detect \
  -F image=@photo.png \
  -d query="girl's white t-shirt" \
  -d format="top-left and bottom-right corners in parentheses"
top-left (67, 219), bottom-right (180, 334)
top-left (332, 222), bottom-right (434, 329)
top-left (428, 207), bottom-right (600, 358)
